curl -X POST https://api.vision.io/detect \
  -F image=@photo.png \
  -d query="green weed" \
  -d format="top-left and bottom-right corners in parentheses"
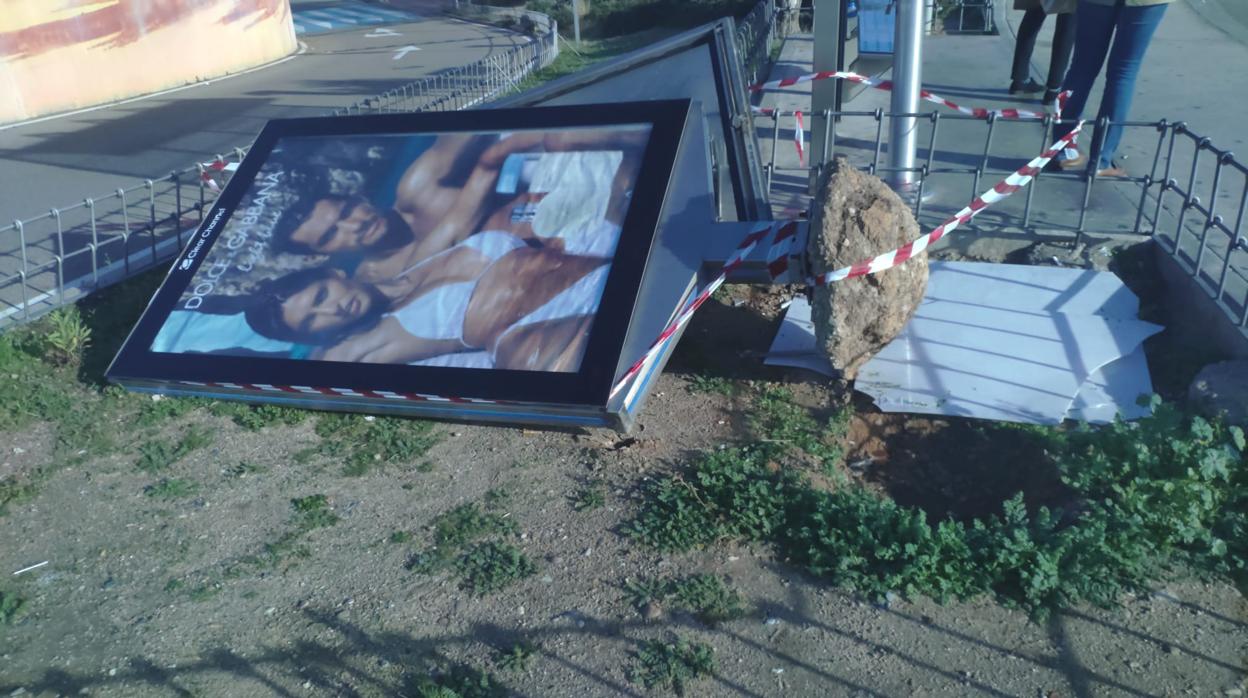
top-left (628, 637), bottom-right (715, 695)
top-left (390, 531), bottom-right (413, 544)
top-left (668, 574), bottom-right (747, 624)
top-left (208, 401), bottom-right (308, 431)
top-left (312, 413), bottom-right (439, 476)
top-left (136, 395), bottom-right (203, 427)
top-left (571, 480), bottom-right (606, 512)
top-left (495, 641), bottom-right (539, 673)
top-left (144, 478), bottom-right (199, 500)
top-left (622, 577), bottom-right (669, 611)
top-left (42, 306), bottom-right (92, 366)
top-left (135, 425), bottom-right (213, 473)
top-left (407, 500), bottom-right (536, 595)
top-left (433, 503), bottom-right (517, 548)
top-left (0, 479), bottom-right (38, 517)
top-left (623, 575), bottom-right (747, 625)
top-left (751, 385), bottom-right (846, 468)
top-left (224, 461), bottom-right (268, 479)
top-left (626, 397), bottom-right (1248, 618)
top-left (0, 590), bottom-right (27, 625)
top-left (290, 494), bottom-right (340, 532)
top-left (409, 663), bottom-right (506, 698)
top-left (687, 373), bottom-right (734, 396)
top-left (454, 542), bottom-right (536, 596)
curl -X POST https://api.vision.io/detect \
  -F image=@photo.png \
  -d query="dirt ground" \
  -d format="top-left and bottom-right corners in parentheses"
top-left (1, 243), bottom-right (1247, 697)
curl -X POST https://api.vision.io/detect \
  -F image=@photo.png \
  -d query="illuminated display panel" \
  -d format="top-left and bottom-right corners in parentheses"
top-left (109, 101), bottom-right (691, 406)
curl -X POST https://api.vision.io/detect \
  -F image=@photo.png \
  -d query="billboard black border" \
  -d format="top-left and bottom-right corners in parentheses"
top-left (107, 99), bottom-right (693, 406)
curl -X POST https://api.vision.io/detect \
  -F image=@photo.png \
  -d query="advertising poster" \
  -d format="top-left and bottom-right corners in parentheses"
top-left (151, 125), bottom-right (652, 374)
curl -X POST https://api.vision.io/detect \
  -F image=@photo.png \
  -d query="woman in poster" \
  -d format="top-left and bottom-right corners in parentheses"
top-left (242, 238), bottom-right (610, 372)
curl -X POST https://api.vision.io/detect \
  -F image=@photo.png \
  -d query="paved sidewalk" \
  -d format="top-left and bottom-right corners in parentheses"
top-left (750, 0), bottom-right (1248, 341)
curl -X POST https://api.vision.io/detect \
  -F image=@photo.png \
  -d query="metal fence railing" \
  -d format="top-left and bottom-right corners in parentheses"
top-left (0, 7), bottom-right (560, 329)
top-left (932, 0), bottom-right (997, 34)
top-left (754, 106), bottom-right (1248, 336)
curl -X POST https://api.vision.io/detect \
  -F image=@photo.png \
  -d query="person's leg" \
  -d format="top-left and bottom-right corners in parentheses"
top-left (1046, 11), bottom-right (1076, 91)
top-left (1011, 8), bottom-right (1046, 88)
top-left (1054, 0), bottom-right (1117, 141)
top-left (1092, 2), bottom-right (1169, 170)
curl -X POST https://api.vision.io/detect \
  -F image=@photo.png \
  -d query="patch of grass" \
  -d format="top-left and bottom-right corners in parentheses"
top-left (390, 530), bottom-right (414, 544)
top-left (483, 486), bottom-right (511, 508)
top-left (433, 503), bottom-right (518, 548)
top-left (42, 306), bottom-right (92, 367)
top-left (512, 28), bottom-right (681, 93)
top-left (0, 479), bottom-right (38, 517)
top-left (164, 579), bottom-right (185, 593)
top-left (135, 424), bottom-right (213, 473)
top-left (312, 413), bottom-right (439, 477)
top-left (668, 574), bottom-right (747, 624)
top-left (144, 477), bottom-right (199, 500)
top-left (623, 575), bottom-right (746, 625)
top-left (136, 395), bottom-right (203, 428)
top-left (454, 541), bottom-right (537, 596)
top-left (0, 590), bottom-right (27, 625)
top-left (187, 584), bottom-right (222, 603)
top-left (409, 663), bottom-right (506, 698)
top-left (224, 461), bottom-right (268, 479)
top-left (290, 494), bottom-right (340, 532)
top-left (751, 385), bottom-right (846, 468)
top-left (494, 641), bottom-right (539, 673)
top-left (208, 400), bottom-right (308, 431)
top-left (627, 637), bottom-right (715, 695)
top-left (626, 397), bottom-right (1248, 618)
top-left (622, 577), bottom-right (669, 611)
top-left (686, 373), bottom-right (734, 396)
top-left (570, 480), bottom-right (606, 511)
top-left (407, 499), bottom-right (536, 595)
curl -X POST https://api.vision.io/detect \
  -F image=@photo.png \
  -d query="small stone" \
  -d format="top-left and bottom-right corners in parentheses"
top-left (642, 602), bottom-right (662, 621)
top-left (11, 447), bottom-right (24, 455)
top-left (540, 575), bottom-right (553, 584)
top-left (108, 669), bottom-right (116, 677)
top-left (10, 687), bottom-right (27, 696)
top-left (303, 680), bottom-right (313, 689)
top-left (1223, 689), bottom-right (1243, 697)
top-left (764, 617), bottom-right (780, 626)
top-left (265, 607), bottom-right (276, 616)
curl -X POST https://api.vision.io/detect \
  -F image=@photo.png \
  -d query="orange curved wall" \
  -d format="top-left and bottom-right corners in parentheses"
top-left (0, 0), bottom-right (296, 124)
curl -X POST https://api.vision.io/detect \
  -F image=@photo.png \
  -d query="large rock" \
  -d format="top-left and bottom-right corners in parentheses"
top-left (806, 158), bottom-right (928, 378)
top-left (1188, 360), bottom-right (1248, 427)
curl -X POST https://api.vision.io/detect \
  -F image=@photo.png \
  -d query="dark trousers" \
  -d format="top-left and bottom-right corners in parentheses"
top-left (1011, 8), bottom-right (1076, 90)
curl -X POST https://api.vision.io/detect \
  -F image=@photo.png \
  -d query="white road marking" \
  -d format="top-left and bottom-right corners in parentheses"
top-left (393, 45), bottom-right (421, 60)
top-left (366, 27), bottom-right (400, 37)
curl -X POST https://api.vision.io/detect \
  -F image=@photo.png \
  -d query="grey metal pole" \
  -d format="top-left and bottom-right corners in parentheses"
top-left (572, 0), bottom-right (582, 45)
top-left (889, 0), bottom-right (923, 189)
top-left (810, 0), bottom-right (842, 193)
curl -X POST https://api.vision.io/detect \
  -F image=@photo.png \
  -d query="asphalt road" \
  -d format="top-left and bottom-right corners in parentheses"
top-left (0, 7), bottom-right (525, 225)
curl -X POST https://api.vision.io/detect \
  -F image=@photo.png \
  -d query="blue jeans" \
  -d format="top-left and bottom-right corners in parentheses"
top-left (1056, 0), bottom-right (1168, 169)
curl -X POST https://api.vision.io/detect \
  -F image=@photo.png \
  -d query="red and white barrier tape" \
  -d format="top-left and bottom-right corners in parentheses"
top-left (609, 221), bottom-right (778, 398)
top-left (199, 159), bottom-right (232, 192)
top-left (766, 220), bottom-right (800, 280)
top-left (181, 381), bottom-right (505, 405)
top-left (794, 110), bottom-right (806, 166)
top-left (811, 121), bottom-right (1083, 285)
top-left (752, 70), bottom-right (1069, 122)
